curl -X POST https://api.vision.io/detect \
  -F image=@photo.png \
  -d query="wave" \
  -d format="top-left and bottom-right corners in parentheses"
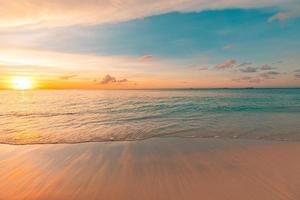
top-left (0, 89), bottom-right (300, 145)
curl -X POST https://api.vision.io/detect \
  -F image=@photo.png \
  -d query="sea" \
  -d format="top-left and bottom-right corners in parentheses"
top-left (0, 88), bottom-right (299, 144)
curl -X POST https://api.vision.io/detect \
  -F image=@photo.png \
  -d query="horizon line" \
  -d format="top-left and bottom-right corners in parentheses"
top-left (1, 87), bottom-right (300, 91)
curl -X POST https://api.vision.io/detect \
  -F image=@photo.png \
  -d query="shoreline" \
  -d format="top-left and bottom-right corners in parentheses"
top-left (0, 135), bottom-right (299, 146)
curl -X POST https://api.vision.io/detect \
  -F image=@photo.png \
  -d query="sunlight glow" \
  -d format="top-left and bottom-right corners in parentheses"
top-left (12, 76), bottom-right (33, 90)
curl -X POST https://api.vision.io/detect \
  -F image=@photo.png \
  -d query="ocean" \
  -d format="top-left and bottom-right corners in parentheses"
top-left (0, 88), bottom-right (299, 144)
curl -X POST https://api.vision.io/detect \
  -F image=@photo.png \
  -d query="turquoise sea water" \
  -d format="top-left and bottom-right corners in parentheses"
top-left (0, 89), bottom-right (299, 144)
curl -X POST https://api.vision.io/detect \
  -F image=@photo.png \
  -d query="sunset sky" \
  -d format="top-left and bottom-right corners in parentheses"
top-left (0, 0), bottom-right (300, 89)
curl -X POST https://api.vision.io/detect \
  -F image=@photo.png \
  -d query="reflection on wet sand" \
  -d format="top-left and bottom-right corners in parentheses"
top-left (0, 138), bottom-right (299, 200)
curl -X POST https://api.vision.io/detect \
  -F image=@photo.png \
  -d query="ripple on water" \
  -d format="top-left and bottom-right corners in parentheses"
top-left (0, 89), bottom-right (300, 144)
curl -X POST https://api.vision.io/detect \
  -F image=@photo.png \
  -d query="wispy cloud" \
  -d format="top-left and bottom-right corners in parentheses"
top-left (294, 69), bottom-right (300, 78)
top-left (260, 64), bottom-right (274, 70)
top-left (232, 76), bottom-right (259, 83)
top-left (0, 47), bottom-right (178, 72)
top-left (260, 71), bottom-right (280, 79)
top-left (268, 12), bottom-right (290, 22)
top-left (59, 75), bottom-right (77, 80)
top-left (0, 0), bottom-right (286, 28)
top-left (215, 59), bottom-right (236, 69)
top-left (240, 66), bottom-right (258, 73)
top-left (266, 71), bottom-right (280, 75)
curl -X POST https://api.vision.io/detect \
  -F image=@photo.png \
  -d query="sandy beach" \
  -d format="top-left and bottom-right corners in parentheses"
top-left (0, 137), bottom-right (299, 200)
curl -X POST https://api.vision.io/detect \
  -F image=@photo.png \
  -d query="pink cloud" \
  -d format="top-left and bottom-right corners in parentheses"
top-left (215, 59), bottom-right (236, 69)
top-left (140, 55), bottom-right (154, 62)
top-left (268, 12), bottom-right (290, 22)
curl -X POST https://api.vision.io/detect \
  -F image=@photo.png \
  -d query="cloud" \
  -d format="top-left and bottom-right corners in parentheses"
top-left (223, 44), bottom-right (235, 49)
top-left (215, 59), bottom-right (236, 69)
top-left (0, 46), bottom-right (179, 73)
top-left (237, 62), bottom-right (252, 67)
top-left (267, 2), bottom-right (300, 23)
top-left (260, 71), bottom-right (280, 79)
top-left (99, 74), bottom-right (128, 84)
top-left (232, 76), bottom-right (253, 82)
top-left (59, 75), bottom-right (77, 80)
top-left (0, 0), bottom-right (286, 28)
top-left (240, 66), bottom-right (258, 73)
top-left (117, 78), bottom-right (128, 83)
top-left (268, 71), bottom-right (280, 75)
top-left (260, 64), bottom-right (274, 70)
top-left (140, 55), bottom-right (154, 62)
top-left (100, 74), bottom-right (116, 84)
top-left (268, 12), bottom-right (290, 22)
top-left (294, 69), bottom-right (300, 78)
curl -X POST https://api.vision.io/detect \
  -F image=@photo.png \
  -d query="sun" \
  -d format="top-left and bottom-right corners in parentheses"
top-left (12, 76), bottom-right (33, 90)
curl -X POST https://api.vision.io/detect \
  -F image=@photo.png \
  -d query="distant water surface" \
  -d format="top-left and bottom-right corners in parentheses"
top-left (0, 89), bottom-right (299, 144)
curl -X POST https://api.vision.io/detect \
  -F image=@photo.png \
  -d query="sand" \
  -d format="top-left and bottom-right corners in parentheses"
top-left (0, 137), bottom-right (299, 200)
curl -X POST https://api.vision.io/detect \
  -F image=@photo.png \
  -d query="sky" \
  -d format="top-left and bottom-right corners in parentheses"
top-left (0, 0), bottom-right (300, 89)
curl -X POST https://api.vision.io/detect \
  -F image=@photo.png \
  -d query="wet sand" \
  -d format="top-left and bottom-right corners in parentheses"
top-left (0, 137), bottom-right (299, 200)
